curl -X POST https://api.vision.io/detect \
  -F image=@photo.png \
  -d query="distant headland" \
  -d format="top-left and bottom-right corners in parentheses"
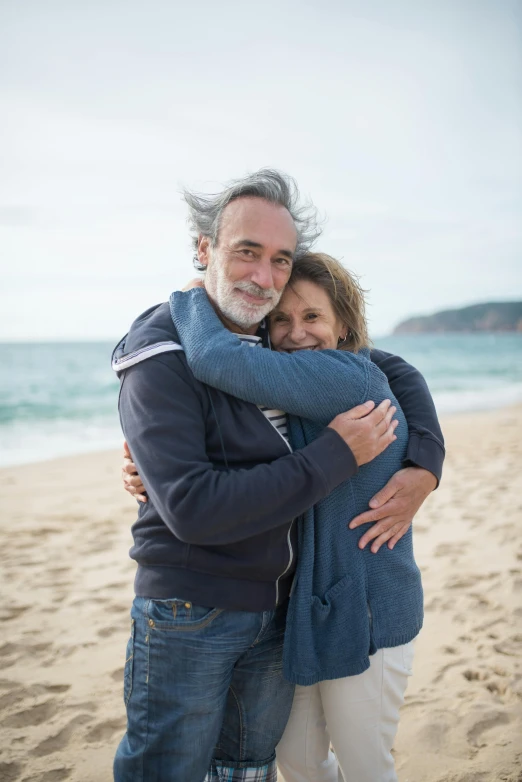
top-left (393, 302), bottom-right (522, 334)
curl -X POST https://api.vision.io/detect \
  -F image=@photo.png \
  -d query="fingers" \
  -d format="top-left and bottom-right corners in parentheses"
top-left (365, 399), bottom-right (390, 424)
top-left (349, 506), bottom-right (383, 529)
top-left (357, 517), bottom-right (411, 552)
top-left (376, 404), bottom-right (396, 435)
top-left (124, 473), bottom-right (145, 492)
top-left (368, 522), bottom-right (406, 553)
top-left (369, 473), bottom-right (402, 510)
top-left (381, 418), bottom-right (399, 444)
top-left (344, 400), bottom-right (376, 420)
top-left (388, 523), bottom-right (411, 550)
top-left (122, 458), bottom-right (138, 475)
top-left (123, 440), bottom-right (131, 458)
top-left (356, 516), bottom-right (394, 549)
top-left (123, 471), bottom-right (148, 503)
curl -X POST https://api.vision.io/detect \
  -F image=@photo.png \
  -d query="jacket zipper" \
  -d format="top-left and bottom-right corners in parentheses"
top-left (254, 406), bottom-right (295, 606)
top-left (275, 520), bottom-right (295, 605)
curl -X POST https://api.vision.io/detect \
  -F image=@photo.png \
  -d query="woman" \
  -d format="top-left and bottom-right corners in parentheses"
top-left (123, 253), bottom-right (423, 782)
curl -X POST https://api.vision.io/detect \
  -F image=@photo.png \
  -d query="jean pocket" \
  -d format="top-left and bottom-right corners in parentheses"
top-left (145, 598), bottom-right (223, 632)
top-left (401, 640), bottom-right (415, 675)
top-left (123, 618), bottom-right (135, 705)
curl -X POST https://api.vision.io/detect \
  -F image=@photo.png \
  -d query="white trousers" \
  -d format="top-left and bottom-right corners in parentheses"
top-left (276, 643), bottom-right (415, 782)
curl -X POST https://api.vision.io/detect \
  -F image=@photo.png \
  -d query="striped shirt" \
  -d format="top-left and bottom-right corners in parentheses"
top-left (237, 334), bottom-right (290, 447)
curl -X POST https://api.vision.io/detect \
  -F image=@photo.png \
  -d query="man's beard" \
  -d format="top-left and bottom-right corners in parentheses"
top-left (205, 263), bottom-right (282, 330)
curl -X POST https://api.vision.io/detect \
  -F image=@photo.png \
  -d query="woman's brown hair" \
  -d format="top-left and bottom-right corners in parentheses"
top-left (286, 252), bottom-right (370, 352)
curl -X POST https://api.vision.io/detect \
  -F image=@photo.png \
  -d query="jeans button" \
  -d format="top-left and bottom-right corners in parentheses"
top-left (148, 619), bottom-right (155, 627)
top-left (184, 603), bottom-right (191, 609)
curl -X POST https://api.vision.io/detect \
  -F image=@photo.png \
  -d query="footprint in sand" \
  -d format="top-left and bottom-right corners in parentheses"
top-left (434, 773), bottom-right (488, 782)
top-left (0, 605), bottom-right (31, 622)
top-left (30, 714), bottom-right (92, 757)
top-left (463, 669), bottom-right (489, 682)
top-left (0, 762), bottom-right (25, 781)
top-left (467, 709), bottom-right (510, 748)
top-left (0, 642), bottom-right (53, 668)
top-left (22, 769), bottom-right (71, 782)
top-left (85, 717), bottom-right (126, 743)
top-left (432, 659), bottom-right (471, 684)
top-left (2, 699), bottom-right (60, 728)
top-left (434, 542), bottom-right (466, 558)
top-left (97, 626), bottom-right (120, 638)
top-left (0, 682), bottom-right (70, 714)
top-left (111, 667), bottom-right (124, 683)
top-left (493, 635), bottom-right (522, 657)
top-left (485, 679), bottom-right (509, 696)
top-left (472, 616), bottom-right (505, 633)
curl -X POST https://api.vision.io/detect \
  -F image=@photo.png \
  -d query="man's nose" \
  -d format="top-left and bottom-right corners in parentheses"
top-left (250, 258), bottom-right (275, 290)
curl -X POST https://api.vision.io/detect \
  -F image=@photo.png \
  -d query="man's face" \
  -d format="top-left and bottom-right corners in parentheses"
top-left (199, 197), bottom-right (297, 332)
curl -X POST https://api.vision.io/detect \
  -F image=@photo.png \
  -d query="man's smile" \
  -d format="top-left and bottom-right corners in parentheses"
top-left (236, 289), bottom-right (273, 305)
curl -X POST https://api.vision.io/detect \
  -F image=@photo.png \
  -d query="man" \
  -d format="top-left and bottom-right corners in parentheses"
top-left (112, 169), bottom-right (444, 781)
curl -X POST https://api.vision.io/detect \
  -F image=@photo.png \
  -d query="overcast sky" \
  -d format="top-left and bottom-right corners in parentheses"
top-left (1, 0), bottom-right (521, 340)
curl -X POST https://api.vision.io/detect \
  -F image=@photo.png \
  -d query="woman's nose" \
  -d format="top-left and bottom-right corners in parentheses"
top-left (288, 321), bottom-right (307, 342)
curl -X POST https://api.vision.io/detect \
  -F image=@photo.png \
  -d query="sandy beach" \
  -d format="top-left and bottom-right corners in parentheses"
top-left (0, 406), bottom-right (521, 782)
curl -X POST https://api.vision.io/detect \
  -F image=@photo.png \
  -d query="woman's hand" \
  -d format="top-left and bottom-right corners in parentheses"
top-left (122, 441), bottom-right (147, 502)
top-left (348, 466), bottom-right (437, 552)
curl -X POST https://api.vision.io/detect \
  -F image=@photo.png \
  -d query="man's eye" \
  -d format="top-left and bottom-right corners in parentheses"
top-left (238, 248), bottom-right (254, 258)
top-left (274, 257), bottom-right (291, 266)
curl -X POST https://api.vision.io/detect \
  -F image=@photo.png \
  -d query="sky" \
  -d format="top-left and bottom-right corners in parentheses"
top-left (1, 0), bottom-right (521, 340)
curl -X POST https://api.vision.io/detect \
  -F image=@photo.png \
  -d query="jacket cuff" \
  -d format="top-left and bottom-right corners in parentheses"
top-left (404, 432), bottom-right (445, 487)
top-left (304, 428), bottom-right (359, 492)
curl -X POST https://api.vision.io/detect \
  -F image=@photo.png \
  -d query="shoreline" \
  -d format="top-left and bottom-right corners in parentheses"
top-left (2, 402), bottom-right (522, 472)
top-left (1, 406), bottom-right (521, 781)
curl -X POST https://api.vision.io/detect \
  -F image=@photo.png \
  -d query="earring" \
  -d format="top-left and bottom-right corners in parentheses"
top-left (338, 334), bottom-right (347, 345)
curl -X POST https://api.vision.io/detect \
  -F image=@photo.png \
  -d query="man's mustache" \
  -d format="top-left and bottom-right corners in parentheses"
top-left (234, 281), bottom-right (276, 301)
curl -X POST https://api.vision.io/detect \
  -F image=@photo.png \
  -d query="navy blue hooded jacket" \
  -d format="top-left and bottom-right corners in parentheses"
top-left (112, 301), bottom-right (444, 612)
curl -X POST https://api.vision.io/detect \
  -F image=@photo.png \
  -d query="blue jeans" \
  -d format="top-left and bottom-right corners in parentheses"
top-left (113, 596), bottom-right (294, 782)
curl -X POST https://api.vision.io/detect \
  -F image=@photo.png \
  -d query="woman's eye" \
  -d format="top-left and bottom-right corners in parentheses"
top-left (271, 315), bottom-right (288, 323)
top-left (305, 313), bottom-right (318, 321)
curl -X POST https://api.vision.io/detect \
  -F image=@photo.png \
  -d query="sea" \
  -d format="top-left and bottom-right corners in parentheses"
top-left (1, 334), bottom-right (521, 467)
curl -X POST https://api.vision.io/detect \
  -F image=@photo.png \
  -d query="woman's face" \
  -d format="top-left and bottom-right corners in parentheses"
top-left (269, 279), bottom-right (346, 352)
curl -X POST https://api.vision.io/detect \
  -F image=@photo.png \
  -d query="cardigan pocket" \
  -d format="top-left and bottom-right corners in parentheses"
top-left (308, 573), bottom-right (371, 672)
top-left (311, 574), bottom-right (354, 611)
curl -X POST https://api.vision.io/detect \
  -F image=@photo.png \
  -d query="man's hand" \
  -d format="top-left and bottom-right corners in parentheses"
top-left (349, 466), bottom-right (437, 552)
top-left (122, 441), bottom-right (148, 503)
top-left (328, 399), bottom-right (398, 466)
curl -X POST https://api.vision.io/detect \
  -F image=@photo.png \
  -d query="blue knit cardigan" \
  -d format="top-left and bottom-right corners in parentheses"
top-left (170, 289), bottom-right (423, 685)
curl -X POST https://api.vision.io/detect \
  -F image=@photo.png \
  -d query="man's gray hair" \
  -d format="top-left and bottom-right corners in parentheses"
top-left (183, 169), bottom-right (321, 269)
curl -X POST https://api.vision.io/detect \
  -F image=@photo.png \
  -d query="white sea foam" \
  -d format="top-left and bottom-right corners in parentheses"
top-left (433, 382), bottom-right (522, 414)
top-left (1, 335), bottom-right (521, 467)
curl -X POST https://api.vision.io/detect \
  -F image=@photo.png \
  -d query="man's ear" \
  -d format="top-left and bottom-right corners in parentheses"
top-left (197, 235), bottom-right (211, 268)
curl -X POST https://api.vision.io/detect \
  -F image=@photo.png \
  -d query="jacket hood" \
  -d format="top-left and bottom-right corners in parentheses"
top-left (111, 301), bottom-right (183, 374)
